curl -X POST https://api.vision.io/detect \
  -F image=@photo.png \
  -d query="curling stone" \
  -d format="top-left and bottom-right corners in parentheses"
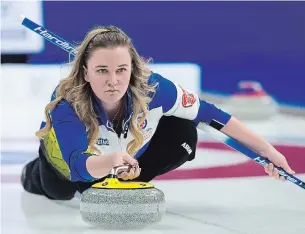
top-left (220, 80), bottom-right (278, 120)
top-left (80, 165), bottom-right (166, 229)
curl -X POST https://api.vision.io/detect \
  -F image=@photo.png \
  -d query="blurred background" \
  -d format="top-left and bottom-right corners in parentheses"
top-left (1, 0), bottom-right (305, 173)
top-left (2, 2), bottom-right (305, 233)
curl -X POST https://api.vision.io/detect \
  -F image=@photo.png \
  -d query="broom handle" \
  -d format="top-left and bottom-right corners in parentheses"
top-left (198, 122), bottom-right (305, 190)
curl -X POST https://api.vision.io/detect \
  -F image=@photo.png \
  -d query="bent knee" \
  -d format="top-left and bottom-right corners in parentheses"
top-left (180, 141), bottom-right (196, 161)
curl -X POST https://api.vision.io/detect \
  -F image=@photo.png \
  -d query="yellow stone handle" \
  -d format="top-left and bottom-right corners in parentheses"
top-left (91, 165), bottom-right (155, 189)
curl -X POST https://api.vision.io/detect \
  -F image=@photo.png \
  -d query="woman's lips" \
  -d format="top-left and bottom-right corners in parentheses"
top-left (106, 90), bottom-right (118, 93)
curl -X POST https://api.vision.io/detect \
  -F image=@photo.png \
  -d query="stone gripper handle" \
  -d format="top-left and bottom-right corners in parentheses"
top-left (108, 165), bottom-right (131, 178)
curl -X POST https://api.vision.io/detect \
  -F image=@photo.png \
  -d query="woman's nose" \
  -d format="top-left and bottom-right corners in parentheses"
top-left (108, 74), bottom-right (118, 86)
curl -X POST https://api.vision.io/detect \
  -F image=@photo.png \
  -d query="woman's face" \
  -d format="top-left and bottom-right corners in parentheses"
top-left (84, 46), bottom-right (132, 105)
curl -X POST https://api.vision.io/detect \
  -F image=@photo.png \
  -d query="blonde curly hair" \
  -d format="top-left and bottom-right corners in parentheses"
top-left (36, 26), bottom-right (158, 156)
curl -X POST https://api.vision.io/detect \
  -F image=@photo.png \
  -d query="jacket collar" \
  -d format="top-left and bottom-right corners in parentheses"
top-left (92, 88), bottom-right (133, 133)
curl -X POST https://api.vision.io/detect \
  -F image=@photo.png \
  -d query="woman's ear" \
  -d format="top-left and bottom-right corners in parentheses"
top-left (83, 66), bottom-right (89, 82)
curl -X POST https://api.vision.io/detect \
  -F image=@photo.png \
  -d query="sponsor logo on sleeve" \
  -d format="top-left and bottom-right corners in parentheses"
top-left (181, 87), bottom-right (196, 108)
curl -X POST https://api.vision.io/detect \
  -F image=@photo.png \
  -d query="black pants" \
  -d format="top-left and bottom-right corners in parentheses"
top-left (21, 116), bottom-right (198, 200)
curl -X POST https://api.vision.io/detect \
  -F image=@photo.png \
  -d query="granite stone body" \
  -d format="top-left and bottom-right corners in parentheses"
top-left (80, 187), bottom-right (166, 229)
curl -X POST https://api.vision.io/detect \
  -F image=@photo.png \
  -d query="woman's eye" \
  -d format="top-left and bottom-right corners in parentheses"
top-left (97, 69), bottom-right (107, 73)
top-left (117, 68), bottom-right (127, 73)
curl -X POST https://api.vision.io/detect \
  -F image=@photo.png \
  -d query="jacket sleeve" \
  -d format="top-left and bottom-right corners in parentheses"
top-left (49, 100), bottom-right (96, 182)
top-left (149, 72), bottom-right (231, 128)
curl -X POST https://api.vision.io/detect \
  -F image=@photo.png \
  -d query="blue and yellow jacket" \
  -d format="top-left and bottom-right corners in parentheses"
top-left (40, 72), bottom-right (231, 182)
